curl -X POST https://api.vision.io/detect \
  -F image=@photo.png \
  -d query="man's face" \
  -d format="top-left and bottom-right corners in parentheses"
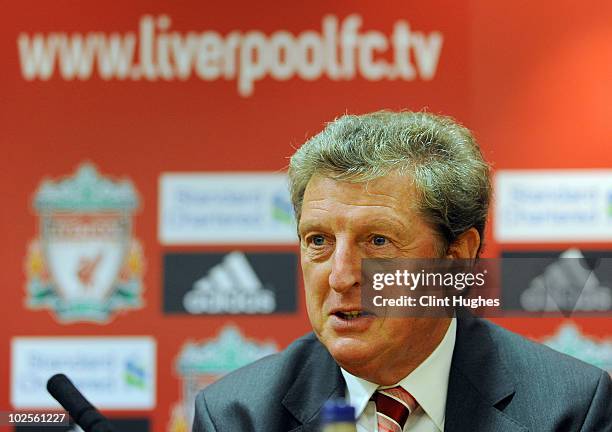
top-left (299, 173), bottom-right (450, 383)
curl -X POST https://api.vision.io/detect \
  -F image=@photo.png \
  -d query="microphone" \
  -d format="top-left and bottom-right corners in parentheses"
top-left (47, 374), bottom-right (117, 432)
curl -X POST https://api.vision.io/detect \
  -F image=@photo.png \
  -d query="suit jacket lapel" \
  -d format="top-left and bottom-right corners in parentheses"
top-left (282, 338), bottom-right (346, 432)
top-left (445, 309), bottom-right (528, 432)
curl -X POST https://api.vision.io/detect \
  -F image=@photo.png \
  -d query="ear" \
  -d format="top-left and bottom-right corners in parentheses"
top-left (445, 228), bottom-right (481, 259)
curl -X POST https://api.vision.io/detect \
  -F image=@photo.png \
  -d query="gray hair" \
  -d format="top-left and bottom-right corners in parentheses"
top-left (288, 110), bottom-right (491, 255)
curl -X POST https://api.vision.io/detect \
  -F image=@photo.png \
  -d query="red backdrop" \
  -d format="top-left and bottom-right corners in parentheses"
top-left (1, 1), bottom-right (611, 431)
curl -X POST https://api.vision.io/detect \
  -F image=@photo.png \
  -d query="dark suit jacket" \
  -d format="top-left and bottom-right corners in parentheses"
top-left (193, 311), bottom-right (612, 431)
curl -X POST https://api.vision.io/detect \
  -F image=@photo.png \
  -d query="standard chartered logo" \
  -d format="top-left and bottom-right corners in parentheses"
top-left (18, 14), bottom-right (444, 97)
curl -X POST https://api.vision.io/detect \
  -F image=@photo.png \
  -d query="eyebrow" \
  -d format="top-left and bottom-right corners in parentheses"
top-left (297, 219), bottom-right (326, 235)
top-left (360, 218), bottom-right (406, 234)
top-left (298, 217), bottom-right (406, 235)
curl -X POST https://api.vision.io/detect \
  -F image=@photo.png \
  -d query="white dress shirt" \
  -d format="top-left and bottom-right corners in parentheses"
top-left (341, 318), bottom-right (457, 432)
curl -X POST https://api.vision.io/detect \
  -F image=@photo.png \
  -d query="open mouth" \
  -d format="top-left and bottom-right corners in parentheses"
top-left (334, 310), bottom-right (374, 320)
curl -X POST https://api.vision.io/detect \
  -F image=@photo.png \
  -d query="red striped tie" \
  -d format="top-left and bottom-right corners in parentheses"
top-left (373, 386), bottom-right (418, 432)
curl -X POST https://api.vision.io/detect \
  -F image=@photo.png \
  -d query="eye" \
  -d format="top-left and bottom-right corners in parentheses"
top-left (372, 235), bottom-right (388, 246)
top-left (310, 235), bottom-right (326, 246)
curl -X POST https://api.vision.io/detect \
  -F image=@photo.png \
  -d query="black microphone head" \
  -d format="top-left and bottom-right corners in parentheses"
top-left (47, 373), bottom-right (93, 415)
top-left (47, 374), bottom-right (115, 432)
top-left (47, 374), bottom-right (72, 400)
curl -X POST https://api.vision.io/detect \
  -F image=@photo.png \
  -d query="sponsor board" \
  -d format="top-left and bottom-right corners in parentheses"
top-left (494, 170), bottom-right (612, 242)
top-left (159, 173), bottom-right (297, 245)
top-left (164, 251), bottom-right (297, 314)
top-left (541, 323), bottom-right (612, 374)
top-left (501, 250), bottom-right (612, 313)
top-left (11, 337), bottom-right (156, 409)
top-left (168, 325), bottom-right (277, 432)
top-left (15, 418), bottom-right (150, 432)
top-left (25, 163), bottom-right (145, 323)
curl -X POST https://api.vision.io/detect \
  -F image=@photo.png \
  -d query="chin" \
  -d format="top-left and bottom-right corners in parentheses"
top-left (324, 335), bottom-right (376, 370)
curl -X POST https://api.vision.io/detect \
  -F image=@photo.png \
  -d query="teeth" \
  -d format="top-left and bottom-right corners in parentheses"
top-left (342, 311), bottom-right (362, 319)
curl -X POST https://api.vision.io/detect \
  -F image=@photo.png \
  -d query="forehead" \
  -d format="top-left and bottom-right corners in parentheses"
top-left (299, 173), bottom-right (421, 228)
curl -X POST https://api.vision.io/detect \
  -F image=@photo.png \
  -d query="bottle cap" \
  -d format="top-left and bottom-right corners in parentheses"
top-left (321, 399), bottom-right (355, 423)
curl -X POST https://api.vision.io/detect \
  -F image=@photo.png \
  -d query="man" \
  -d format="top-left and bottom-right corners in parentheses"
top-left (193, 111), bottom-right (612, 431)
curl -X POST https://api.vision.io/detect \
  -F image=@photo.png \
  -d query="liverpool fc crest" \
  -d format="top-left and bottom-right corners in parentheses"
top-left (25, 163), bottom-right (144, 323)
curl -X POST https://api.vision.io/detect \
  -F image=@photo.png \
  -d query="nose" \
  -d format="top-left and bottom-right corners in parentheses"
top-left (329, 240), bottom-right (361, 293)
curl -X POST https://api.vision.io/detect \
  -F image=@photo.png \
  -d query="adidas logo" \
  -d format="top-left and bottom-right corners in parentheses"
top-left (183, 251), bottom-right (276, 314)
top-left (520, 249), bottom-right (612, 313)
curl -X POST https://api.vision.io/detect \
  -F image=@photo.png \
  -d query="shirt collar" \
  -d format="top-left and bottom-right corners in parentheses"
top-left (341, 318), bottom-right (457, 431)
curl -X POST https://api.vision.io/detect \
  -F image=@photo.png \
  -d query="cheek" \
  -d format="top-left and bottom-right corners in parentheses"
top-left (301, 255), bottom-right (324, 282)
top-left (301, 260), bottom-right (329, 305)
